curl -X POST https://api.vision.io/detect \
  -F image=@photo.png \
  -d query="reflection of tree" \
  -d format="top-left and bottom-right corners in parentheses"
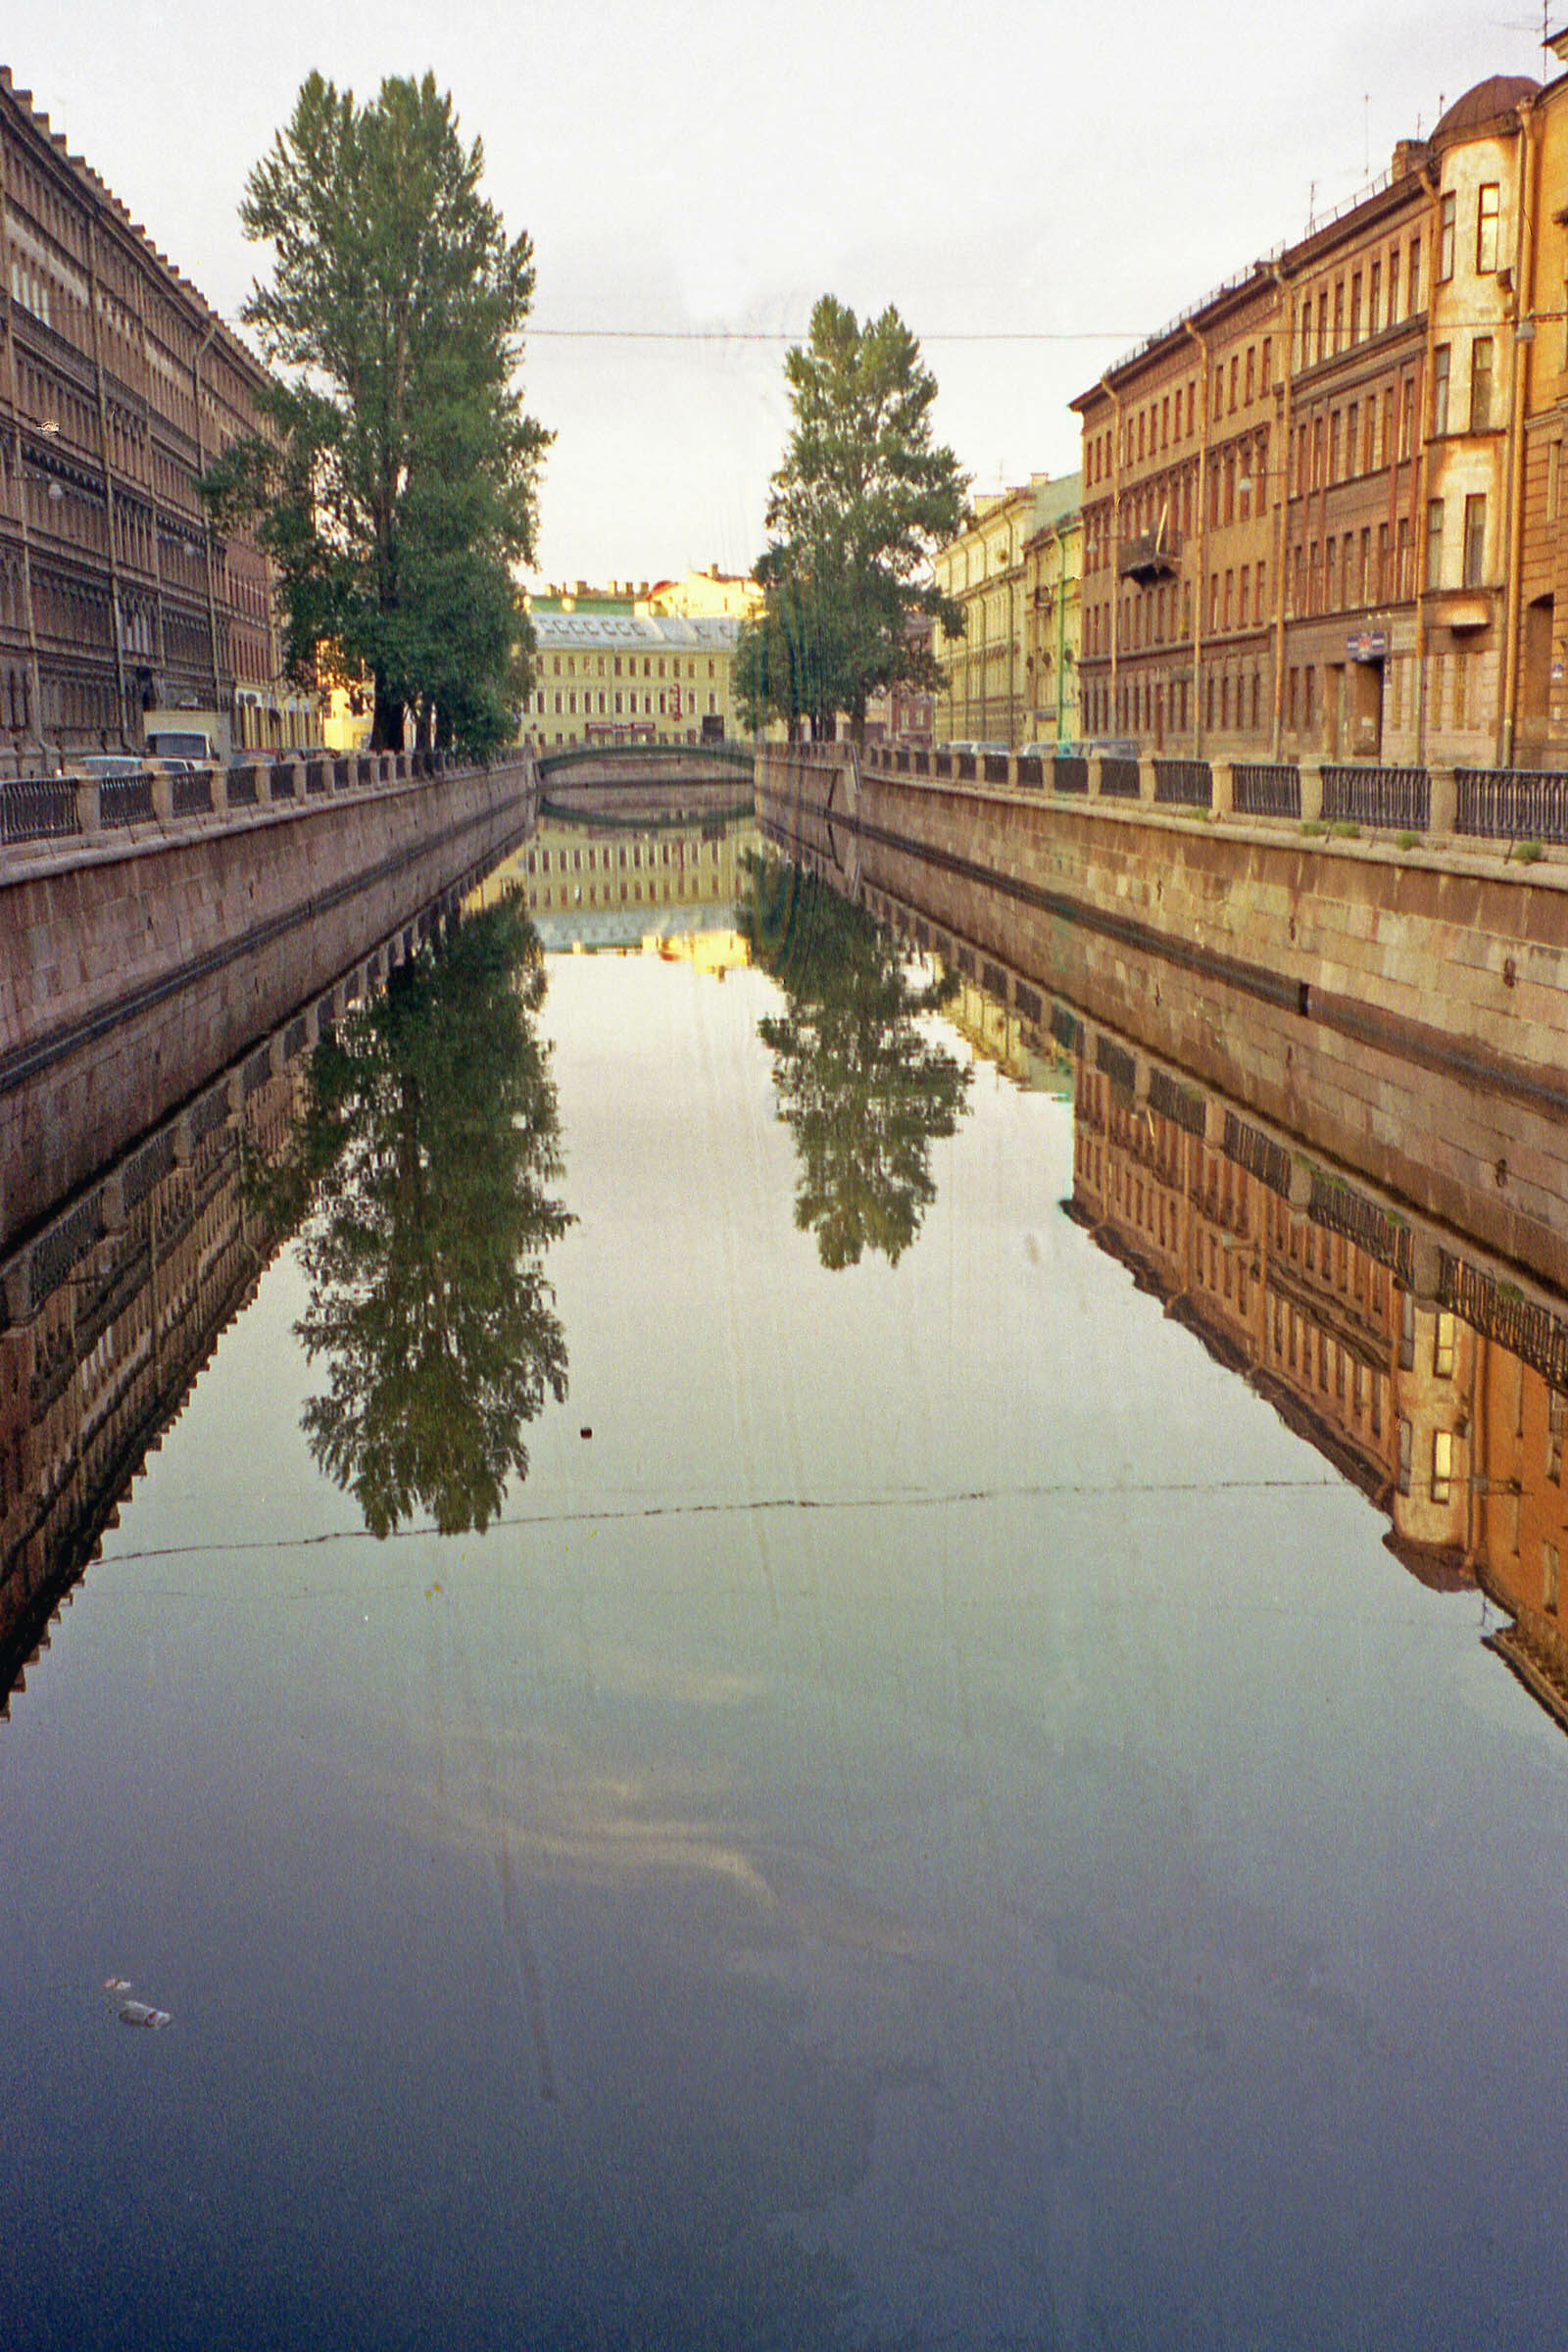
top-left (275, 896), bottom-right (571, 1536)
top-left (741, 856), bottom-right (970, 1269)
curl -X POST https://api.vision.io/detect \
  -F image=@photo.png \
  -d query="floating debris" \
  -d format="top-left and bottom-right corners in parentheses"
top-left (103, 1977), bottom-right (132, 1994)
top-left (118, 2000), bottom-right (172, 2031)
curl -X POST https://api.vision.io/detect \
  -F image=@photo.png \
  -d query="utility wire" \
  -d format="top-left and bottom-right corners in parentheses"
top-left (94, 1471), bottom-right (1342, 1571)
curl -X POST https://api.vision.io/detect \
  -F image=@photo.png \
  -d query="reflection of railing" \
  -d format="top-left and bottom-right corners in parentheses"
top-left (1222, 1109), bottom-right (1291, 1197)
top-left (1441, 1254), bottom-right (1568, 1390)
top-left (1308, 1169), bottom-right (1413, 1282)
top-left (1233, 762), bottom-right (1301, 819)
top-left (1096, 1033), bottom-right (1137, 1094)
top-left (1456, 768), bottom-right (1568, 845)
top-left (1153, 759), bottom-right (1210, 808)
top-left (1148, 1065), bottom-right (1206, 1135)
top-left (1322, 764), bottom-right (1429, 830)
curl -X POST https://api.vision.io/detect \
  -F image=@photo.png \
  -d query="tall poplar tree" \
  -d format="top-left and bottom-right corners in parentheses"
top-left (208, 73), bottom-right (549, 759)
top-left (743, 296), bottom-right (967, 742)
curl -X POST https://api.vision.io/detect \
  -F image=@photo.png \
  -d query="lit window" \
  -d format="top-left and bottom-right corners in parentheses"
top-left (1477, 184), bottom-right (1500, 274)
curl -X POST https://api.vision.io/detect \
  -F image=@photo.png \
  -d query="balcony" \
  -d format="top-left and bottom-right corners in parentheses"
top-left (1118, 527), bottom-right (1182, 584)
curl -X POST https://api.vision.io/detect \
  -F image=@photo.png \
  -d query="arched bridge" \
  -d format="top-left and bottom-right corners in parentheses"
top-left (535, 739), bottom-right (755, 824)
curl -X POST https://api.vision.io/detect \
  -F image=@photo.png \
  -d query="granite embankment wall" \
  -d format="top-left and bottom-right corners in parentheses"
top-left (0, 755), bottom-right (536, 1242)
top-left (757, 746), bottom-right (1568, 1291)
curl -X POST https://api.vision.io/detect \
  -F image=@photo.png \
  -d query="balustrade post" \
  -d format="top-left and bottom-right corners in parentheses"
top-left (1086, 755), bottom-right (1105, 799)
top-left (1298, 757), bottom-right (1325, 824)
top-left (74, 776), bottom-right (102, 836)
top-left (1408, 1233), bottom-right (1444, 1306)
top-left (151, 771), bottom-right (174, 821)
top-left (1209, 759), bottom-right (1235, 817)
top-left (1137, 756), bottom-right (1158, 806)
top-left (1428, 763), bottom-right (1457, 839)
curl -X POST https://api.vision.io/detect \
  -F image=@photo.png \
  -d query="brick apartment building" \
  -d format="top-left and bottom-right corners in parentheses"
top-left (1, 67), bottom-right (310, 772)
top-left (1074, 49), bottom-right (1568, 769)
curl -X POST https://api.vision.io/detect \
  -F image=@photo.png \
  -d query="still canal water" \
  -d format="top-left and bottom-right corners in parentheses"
top-left (6, 852), bottom-right (1568, 2350)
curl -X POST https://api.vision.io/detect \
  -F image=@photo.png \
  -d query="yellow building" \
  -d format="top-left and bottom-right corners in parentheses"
top-left (641, 565), bottom-right (764, 622)
top-left (523, 610), bottom-right (742, 749)
top-left (1022, 494), bottom-right (1084, 748)
top-left (933, 473), bottom-right (1083, 747)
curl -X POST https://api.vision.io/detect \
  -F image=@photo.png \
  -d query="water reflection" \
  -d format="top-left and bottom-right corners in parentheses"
top-left (270, 895), bottom-right (571, 1539)
top-left (0, 1042), bottom-right (304, 1710)
top-left (741, 857), bottom-right (971, 1269)
top-left (1067, 1031), bottom-right (1568, 1727)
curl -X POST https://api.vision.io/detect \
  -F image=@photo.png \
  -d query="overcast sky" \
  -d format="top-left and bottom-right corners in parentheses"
top-left (3, 1), bottom-right (1553, 585)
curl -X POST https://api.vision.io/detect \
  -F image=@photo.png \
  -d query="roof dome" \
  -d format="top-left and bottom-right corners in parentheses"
top-left (1433, 75), bottom-right (1538, 138)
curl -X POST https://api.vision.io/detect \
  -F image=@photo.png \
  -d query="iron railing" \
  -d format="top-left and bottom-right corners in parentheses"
top-left (1321, 763), bottom-right (1429, 830)
top-left (1054, 755), bottom-right (1089, 794)
top-left (1153, 758), bottom-right (1210, 808)
top-left (100, 771), bottom-right (156, 826)
top-left (172, 770), bottom-right (214, 819)
top-left (1233, 762), bottom-right (1301, 819)
top-left (982, 753), bottom-right (1009, 785)
top-left (1101, 757), bottom-right (1142, 799)
top-left (1, 773), bottom-right (79, 844)
top-left (1455, 767), bottom-right (1568, 846)
top-left (1015, 754), bottom-right (1044, 790)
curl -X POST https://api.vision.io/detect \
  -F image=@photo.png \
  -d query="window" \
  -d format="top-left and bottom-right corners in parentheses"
top-left (1463, 493), bottom-right (1487, 587)
top-left (1431, 1430), bottom-right (1454, 1506)
top-left (1544, 1541), bottom-right (1560, 1614)
top-left (1408, 234), bottom-right (1422, 311)
top-left (1399, 377), bottom-right (1415, 461)
top-left (1477, 183), bottom-right (1500, 274)
top-left (1426, 500), bottom-right (1446, 590)
top-left (1245, 346), bottom-right (1255, 404)
top-left (1439, 191), bottom-right (1456, 282)
top-left (1432, 345), bottom-right (1450, 435)
top-left (1470, 336), bottom-right (1494, 432)
top-left (1329, 411), bottom-right (1342, 483)
top-left (1434, 1311), bottom-right (1455, 1378)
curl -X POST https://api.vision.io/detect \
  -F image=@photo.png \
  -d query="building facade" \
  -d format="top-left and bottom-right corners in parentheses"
top-left (1073, 63), bottom-right (1568, 768)
top-left (932, 473), bottom-right (1082, 748)
top-left (0, 68), bottom-right (312, 771)
top-left (523, 608), bottom-right (741, 748)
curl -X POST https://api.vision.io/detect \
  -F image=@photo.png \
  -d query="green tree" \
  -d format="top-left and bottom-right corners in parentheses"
top-left (748, 297), bottom-right (967, 744)
top-left (207, 73), bottom-right (549, 760)
top-left (741, 857), bottom-right (970, 1269)
top-left (269, 895), bottom-right (572, 1537)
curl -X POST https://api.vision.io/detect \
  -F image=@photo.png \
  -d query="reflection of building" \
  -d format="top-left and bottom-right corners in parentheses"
top-left (0, 69), bottom-right (313, 768)
top-left (1068, 1034), bottom-right (1568, 1732)
top-left (932, 474), bottom-right (1082, 748)
top-left (482, 809), bottom-right (756, 952)
top-left (1072, 57), bottom-right (1568, 765)
top-left (0, 1052), bottom-right (302, 1709)
top-left (522, 610), bottom-right (740, 750)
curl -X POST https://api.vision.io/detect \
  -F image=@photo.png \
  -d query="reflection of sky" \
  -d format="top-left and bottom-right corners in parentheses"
top-left (5, 954), bottom-right (1568, 2348)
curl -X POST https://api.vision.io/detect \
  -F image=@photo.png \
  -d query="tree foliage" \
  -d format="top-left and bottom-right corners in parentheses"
top-left (741, 297), bottom-right (967, 742)
top-left (740, 856), bottom-right (970, 1269)
top-left (207, 73), bottom-right (549, 759)
top-left (263, 895), bottom-right (573, 1538)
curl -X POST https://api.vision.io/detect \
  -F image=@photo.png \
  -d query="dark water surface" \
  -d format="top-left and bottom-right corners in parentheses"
top-left (6, 910), bottom-right (1568, 2350)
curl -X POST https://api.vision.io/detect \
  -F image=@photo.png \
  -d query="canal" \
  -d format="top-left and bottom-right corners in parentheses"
top-left (5, 831), bottom-right (1568, 2349)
